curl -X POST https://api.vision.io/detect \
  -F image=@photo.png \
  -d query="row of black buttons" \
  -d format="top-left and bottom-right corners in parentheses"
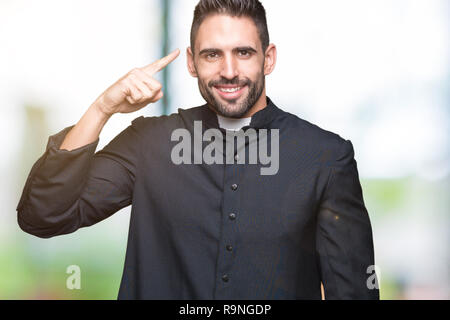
top-left (223, 214), bottom-right (235, 282)
top-left (223, 179), bottom-right (239, 283)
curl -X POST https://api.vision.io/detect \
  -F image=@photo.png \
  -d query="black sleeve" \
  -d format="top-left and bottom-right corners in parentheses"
top-left (316, 139), bottom-right (379, 300)
top-left (16, 116), bottom-right (145, 239)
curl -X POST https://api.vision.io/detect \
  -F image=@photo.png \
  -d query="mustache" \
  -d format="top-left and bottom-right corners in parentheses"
top-left (208, 77), bottom-right (250, 88)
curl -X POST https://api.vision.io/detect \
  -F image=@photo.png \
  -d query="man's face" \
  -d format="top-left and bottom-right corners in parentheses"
top-left (188, 15), bottom-right (267, 118)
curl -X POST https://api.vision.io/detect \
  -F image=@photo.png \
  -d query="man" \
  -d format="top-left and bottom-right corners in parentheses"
top-left (17, 0), bottom-right (379, 300)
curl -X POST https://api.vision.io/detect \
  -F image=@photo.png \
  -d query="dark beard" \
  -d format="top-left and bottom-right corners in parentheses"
top-left (197, 69), bottom-right (265, 119)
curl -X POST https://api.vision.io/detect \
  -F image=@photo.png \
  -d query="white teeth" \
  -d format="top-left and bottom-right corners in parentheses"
top-left (218, 87), bottom-right (241, 93)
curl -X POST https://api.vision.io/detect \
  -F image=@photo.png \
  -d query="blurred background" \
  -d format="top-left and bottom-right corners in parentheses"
top-left (0, 0), bottom-right (448, 299)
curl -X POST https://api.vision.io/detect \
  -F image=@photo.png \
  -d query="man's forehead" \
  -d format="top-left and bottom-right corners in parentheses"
top-left (195, 14), bottom-right (261, 52)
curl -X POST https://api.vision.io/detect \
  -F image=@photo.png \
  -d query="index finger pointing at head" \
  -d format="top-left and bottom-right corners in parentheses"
top-left (144, 49), bottom-right (180, 75)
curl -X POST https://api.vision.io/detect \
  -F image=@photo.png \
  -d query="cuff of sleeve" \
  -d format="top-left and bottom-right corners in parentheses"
top-left (47, 125), bottom-right (100, 154)
top-left (16, 125), bottom-right (100, 212)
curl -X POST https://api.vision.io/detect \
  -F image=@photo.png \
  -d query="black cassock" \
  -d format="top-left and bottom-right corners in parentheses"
top-left (17, 97), bottom-right (379, 300)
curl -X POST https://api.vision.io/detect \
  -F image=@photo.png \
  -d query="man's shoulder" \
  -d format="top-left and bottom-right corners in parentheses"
top-left (129, 105), bottom-right (204, 133)
top-left (277, 108), bottom-right (349, 152)
top-left (277, 109), bottom-right (355, 166)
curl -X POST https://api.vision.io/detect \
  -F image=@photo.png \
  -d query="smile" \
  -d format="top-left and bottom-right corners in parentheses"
top-left (218, 87), bottom-right (242, 93)
top-left (214, 85), bottom-right (247, 100)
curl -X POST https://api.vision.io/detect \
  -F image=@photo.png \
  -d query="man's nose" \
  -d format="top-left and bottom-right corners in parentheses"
top-left (219, 55), bottom-right (239, 80)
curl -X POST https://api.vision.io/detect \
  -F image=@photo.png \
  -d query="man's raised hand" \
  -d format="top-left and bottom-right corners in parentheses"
top-left (95, 49), bottom-right (180, 117)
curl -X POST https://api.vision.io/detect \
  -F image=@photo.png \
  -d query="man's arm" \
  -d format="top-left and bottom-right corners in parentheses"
top-left (316, 140), bottom-right (379, 300)
top-left (16, 50), bottom-right (180, 238)
top-left (60, 49), bottom-right (180, 151)
top-left (17, 118), bottom-right (143, 238)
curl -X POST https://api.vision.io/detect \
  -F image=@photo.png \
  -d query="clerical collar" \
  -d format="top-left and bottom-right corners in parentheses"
top-left (184, 97), bottom-right (282, 131)
top-left (217, 114), bottom-right (252, 131)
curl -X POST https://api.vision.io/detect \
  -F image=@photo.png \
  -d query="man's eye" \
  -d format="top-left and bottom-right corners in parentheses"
top-left (239, 50), bottom-right (250, 57)
top-left (207, 53), bottom-right (218, 59)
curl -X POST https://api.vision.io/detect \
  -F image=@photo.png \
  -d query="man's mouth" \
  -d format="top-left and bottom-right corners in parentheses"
top-left (213, 85), bottom-right (247, 101)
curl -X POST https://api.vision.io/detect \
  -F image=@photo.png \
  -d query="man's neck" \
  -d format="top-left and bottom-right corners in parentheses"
top-left (208, 90), bottom-right (269, 129)
top-left (242, 89), bottom-right (267, 118)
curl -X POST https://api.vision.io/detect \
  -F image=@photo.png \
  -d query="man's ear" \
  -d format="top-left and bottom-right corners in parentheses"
top-left (187, 47), bottom-right (198, 78)
top-left (263, 44), bottom-right (277, 76)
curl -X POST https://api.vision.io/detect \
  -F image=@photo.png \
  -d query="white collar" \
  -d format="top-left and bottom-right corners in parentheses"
top-left (217, 114), bottom-right (252, 131)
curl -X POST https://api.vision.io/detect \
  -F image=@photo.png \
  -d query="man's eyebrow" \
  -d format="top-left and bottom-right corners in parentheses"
top-left (234, 46), bottom-right (257, 53)
top-left (199, 48), bottom-right (223, 55)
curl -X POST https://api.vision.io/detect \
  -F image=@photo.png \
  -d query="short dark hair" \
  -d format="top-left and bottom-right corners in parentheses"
top-left (190, 0), bottom-right (270, 54)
